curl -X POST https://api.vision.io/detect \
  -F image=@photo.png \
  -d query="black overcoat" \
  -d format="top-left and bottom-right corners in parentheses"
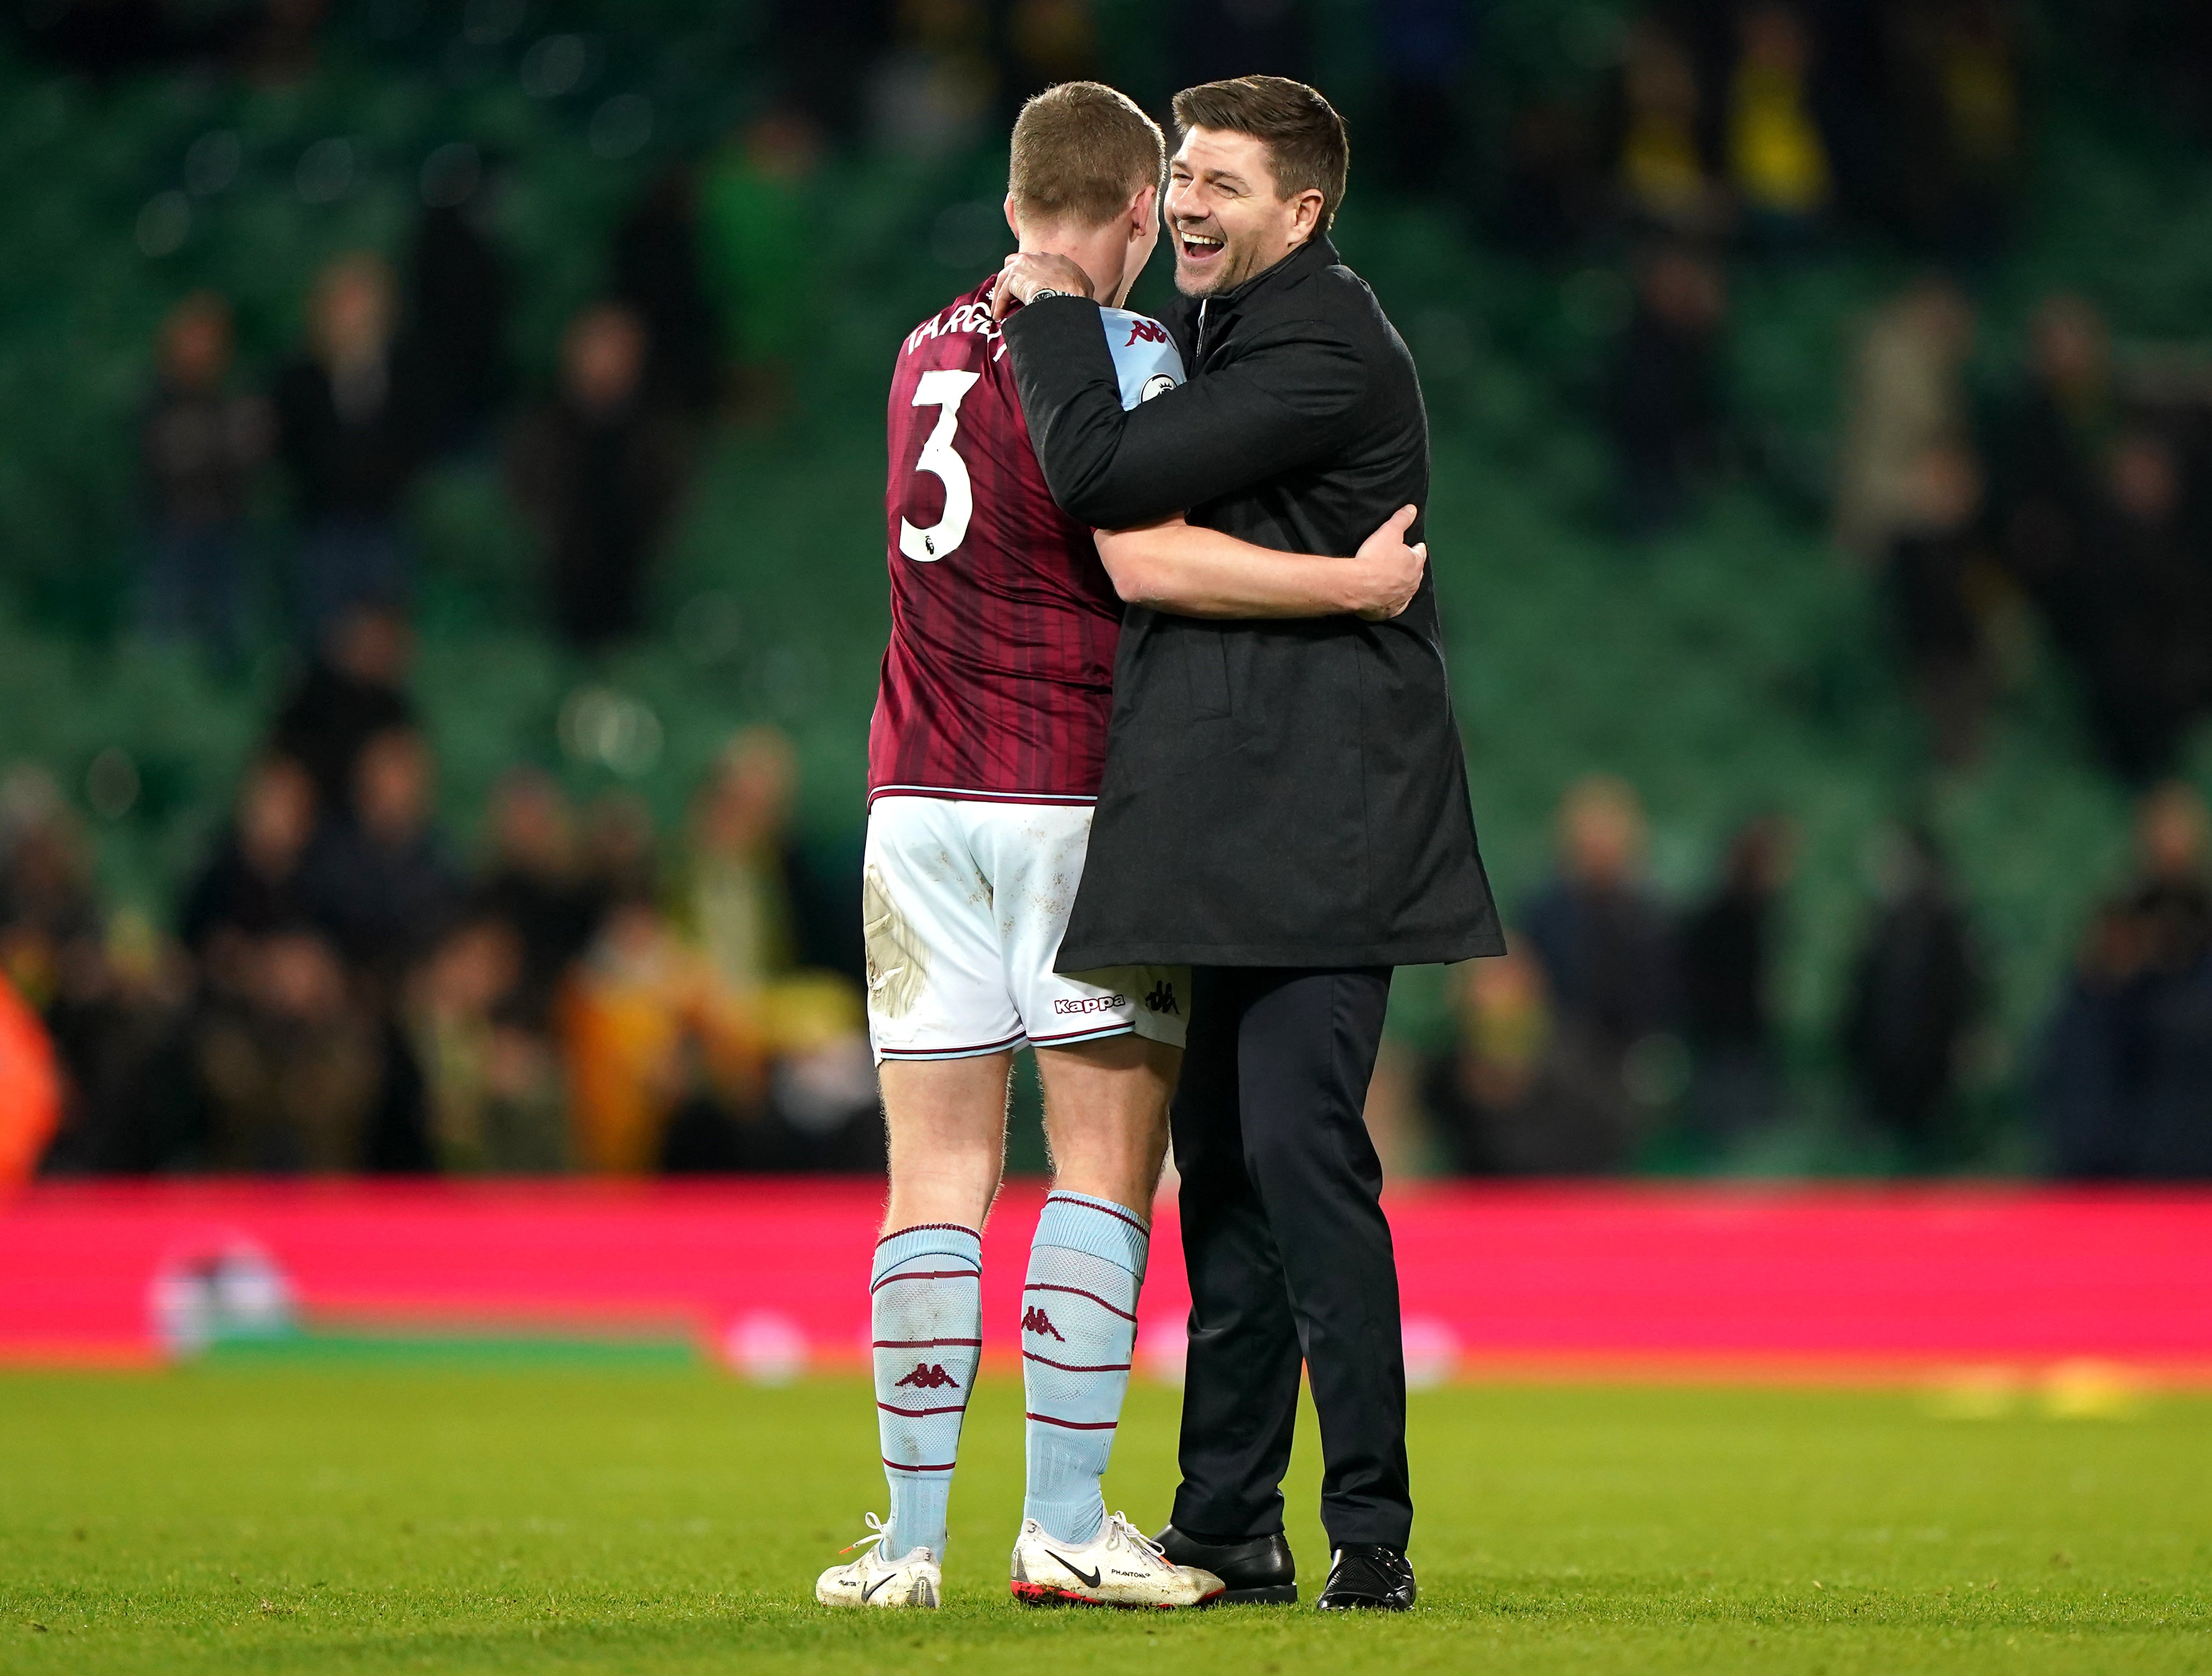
top-left (1003, 235), bottom-right (1504, 969)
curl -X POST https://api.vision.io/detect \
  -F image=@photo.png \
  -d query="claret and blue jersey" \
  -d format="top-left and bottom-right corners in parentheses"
top-left (868, 277), bottom-right (1183, 807)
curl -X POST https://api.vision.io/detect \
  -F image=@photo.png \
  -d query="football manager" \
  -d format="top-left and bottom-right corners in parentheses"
top-left (995, 74), bottom-right (1502, 1611)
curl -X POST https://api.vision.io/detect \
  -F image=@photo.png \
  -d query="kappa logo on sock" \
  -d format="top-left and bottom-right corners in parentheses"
top-left (1021, 1306), bottom-right (1065, 1341)
top-left (893, 1362), bottom-right (961, 1390)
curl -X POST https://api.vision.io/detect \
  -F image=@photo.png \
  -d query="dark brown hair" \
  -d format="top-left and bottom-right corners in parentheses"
top-left (1008, 81), bottom-right (1166, 228)
top-left (1171, 76), bottom-right (1349, 229)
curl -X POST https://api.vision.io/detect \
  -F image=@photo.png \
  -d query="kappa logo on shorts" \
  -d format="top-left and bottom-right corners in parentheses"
top-left (1053, 994), bottom-right (1128, 1016)
top-left (1021, 1307), bottom-right (1065, 1341)
top-left (1143, 980), bottom-right (1181, 1017)
top-left (893, 1362), bottom-right (961, 1390)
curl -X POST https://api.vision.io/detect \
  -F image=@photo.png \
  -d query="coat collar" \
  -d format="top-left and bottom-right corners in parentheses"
top-left (1177, 233), bottom-right (1338, 355)
top-left (1211, 232), bottom-right (1339, 312)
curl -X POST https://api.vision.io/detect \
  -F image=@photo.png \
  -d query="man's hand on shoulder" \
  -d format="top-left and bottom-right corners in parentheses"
top-left (992, 253), bottom-right (1095, 321)
top-left (1346, 505), bottom-right (1427, 620)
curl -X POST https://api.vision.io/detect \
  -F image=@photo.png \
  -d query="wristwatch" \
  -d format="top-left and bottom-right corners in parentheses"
top-left (1027, 287), bottom-right (1077, 304)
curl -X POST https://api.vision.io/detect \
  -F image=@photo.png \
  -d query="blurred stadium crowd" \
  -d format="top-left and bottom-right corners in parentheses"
top-left (3, 0), bottom-right (2212, 1182)
top-left (3, 674), bottom-right (881, 1175)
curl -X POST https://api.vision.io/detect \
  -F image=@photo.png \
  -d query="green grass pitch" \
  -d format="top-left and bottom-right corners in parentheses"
top-left (2, 1363), bottom-right (2208, 1674)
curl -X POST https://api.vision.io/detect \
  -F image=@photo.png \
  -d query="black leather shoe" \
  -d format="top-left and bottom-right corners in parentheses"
top-left (1315, 1545), bottom-right (1416, 1611)
top-left (1152, 1524), bottom-right (1297, 1604)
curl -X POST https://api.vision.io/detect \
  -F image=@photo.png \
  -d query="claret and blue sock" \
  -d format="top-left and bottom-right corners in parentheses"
top-left (872, 1222), bottom-right (983, 1560)
top-left (1019, 1190), bottom-right (1151, 1545)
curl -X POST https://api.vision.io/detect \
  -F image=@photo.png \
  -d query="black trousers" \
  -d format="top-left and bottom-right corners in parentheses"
top-left (1168, 965), bottom-right (1410, 1550)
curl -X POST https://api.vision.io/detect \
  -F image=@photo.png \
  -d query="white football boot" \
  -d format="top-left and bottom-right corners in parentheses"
top-left (1009, 1512), bottom-right (1227, 1609)
top-left (816, 1512), bottom-right (942, 1609)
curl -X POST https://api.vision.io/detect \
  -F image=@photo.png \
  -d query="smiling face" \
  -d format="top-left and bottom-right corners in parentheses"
top-left (1166, 127), bottom-right (1324, 297)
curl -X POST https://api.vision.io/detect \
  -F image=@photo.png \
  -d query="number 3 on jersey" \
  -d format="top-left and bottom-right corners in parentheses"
top-left (898, 368), bottom-right (982, 563)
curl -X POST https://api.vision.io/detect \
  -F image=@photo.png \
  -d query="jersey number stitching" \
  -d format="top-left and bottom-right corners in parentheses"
top-left (899, 368), bottom-right (983, 563)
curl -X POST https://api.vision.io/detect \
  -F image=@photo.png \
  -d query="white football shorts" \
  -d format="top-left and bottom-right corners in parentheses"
top-left (861, 796), bottom-right (1189, 1063)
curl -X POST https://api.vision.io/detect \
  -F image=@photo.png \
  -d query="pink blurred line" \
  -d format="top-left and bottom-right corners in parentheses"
top-left (2, 1179), bottom-right (2209, 1373)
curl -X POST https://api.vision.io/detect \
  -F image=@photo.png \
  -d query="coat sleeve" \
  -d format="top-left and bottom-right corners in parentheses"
top-left (1003, 295), bottom-right (1368, 530)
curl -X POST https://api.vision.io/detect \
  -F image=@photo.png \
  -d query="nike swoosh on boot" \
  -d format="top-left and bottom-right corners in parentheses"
top-left (1045, 1551), bottom-right (1101, 1588)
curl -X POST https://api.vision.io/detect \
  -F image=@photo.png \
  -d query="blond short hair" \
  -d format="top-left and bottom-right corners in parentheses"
top-left (1009, 81), bottom-right (1166, 228)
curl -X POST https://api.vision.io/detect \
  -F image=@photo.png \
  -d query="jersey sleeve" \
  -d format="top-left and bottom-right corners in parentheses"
top-left (1098, 309), bottom-right (1187, 411)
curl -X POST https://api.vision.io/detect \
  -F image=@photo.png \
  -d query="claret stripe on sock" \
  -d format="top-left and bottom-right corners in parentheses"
top-left (878, 1401), bottom-right (968, 1418)
top-left (1042, 1193), bottom-right (1149, 1235)
top-left (1026, 1282), bottom-right (1141, 1326)
top-left (883, 1458), bottom-right (957, 1472)
top-left (1021, 1280), bottom-right (1137, 1321)
top-left (870, 1268), bottom-right (980, 1292)
top-left (1021, 1352), bottom-right (1133, 1373)
top-left (875, 1223), bottom-right (979, 1246)
top-left (872, 1337), bottom-right (984, 1348)
top-left (1024, 1412), bottom-right (1120, 1430)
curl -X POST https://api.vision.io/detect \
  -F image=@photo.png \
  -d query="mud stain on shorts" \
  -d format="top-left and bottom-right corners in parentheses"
top-left (862, 865), bottom-right (931, 1019)
top-left (1028, 865), bottom-right (1076, 925)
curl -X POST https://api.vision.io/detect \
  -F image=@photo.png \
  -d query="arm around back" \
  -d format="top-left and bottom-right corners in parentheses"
top-left (1095, 506), bottom-right (1426, 622)
top-left (1003, 295), bottom-right (1369, 530)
